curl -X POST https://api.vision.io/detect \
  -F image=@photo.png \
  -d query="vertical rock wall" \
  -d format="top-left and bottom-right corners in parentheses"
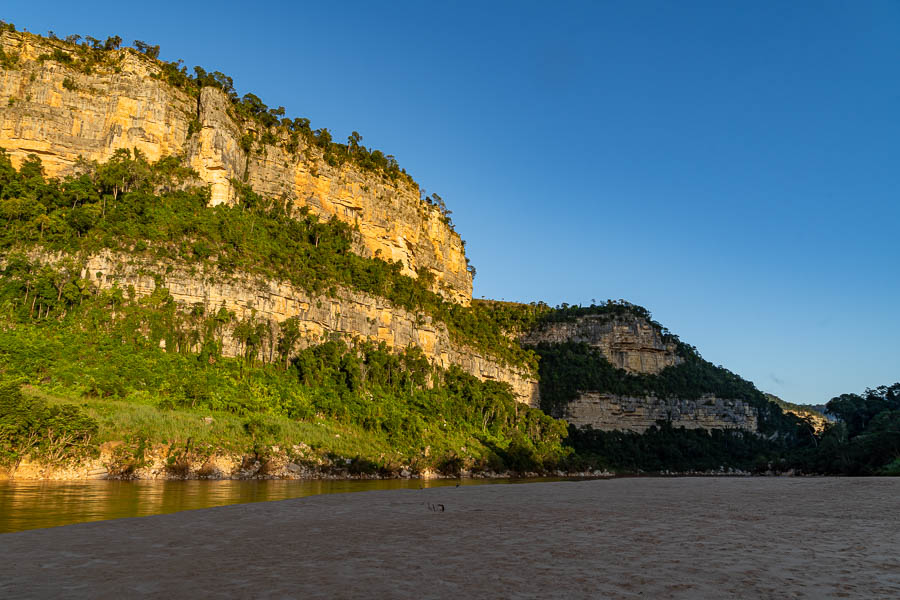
top-left (0, 31), bottom-right (472, 303)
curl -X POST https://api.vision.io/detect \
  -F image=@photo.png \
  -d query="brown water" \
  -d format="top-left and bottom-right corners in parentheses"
top-left (0, 478), bottom-right (566, 533)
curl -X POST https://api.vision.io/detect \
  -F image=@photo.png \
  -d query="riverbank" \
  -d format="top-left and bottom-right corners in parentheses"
top-left (3, 477), bottom-right (899, 598)
top-left (3, 383), bottom-right (577, 481)
top-left (2, 441), bottom-right (611, 481)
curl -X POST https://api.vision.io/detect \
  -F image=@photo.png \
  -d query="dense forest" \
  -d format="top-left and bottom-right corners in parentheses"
top-left (787, 383), bottom-right (900, 475)
top-left (0, 323), bottom-right (568, 475)
top-left (564, 382), bottom-right (900, 475)
top-left (0, 147), bottom-right (570, 474)
top-left (0, 148), bottom-right (895, 476)
top-left (526, 307), bottom-right (898, 474)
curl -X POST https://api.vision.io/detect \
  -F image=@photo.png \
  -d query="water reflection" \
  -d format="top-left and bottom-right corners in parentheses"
top-left (0, 478), bottom-right (565, 533)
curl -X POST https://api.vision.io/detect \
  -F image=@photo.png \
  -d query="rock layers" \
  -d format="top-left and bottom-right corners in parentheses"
top-left (52, 251), bottom-right (538, 405)
top-left (0, 31), bottom-right (471, 303)
top-left (526, 314), bottom-right (761, 433)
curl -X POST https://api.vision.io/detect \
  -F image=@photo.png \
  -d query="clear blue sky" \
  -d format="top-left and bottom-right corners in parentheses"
top-left (6, 1), bottom-right (899, 405)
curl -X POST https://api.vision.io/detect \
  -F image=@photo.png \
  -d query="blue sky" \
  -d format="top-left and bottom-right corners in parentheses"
top-left (6, 1), bottom-right (899, 405)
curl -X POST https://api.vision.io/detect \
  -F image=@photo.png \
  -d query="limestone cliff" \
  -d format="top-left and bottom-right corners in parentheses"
top-left (0, 31), bottom-right (472, 304)
top-left (27, 250), bottom-right (537, 406)
top-left (562, 392), bottom-right (758, 433)
top-left (522, 314), bottom-right (682, 374)
top-left (524, 312), bottom-right (761, 433)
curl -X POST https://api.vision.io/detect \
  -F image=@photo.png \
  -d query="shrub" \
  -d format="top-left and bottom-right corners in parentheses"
top-left (0, 381), bottom-right (98, 469)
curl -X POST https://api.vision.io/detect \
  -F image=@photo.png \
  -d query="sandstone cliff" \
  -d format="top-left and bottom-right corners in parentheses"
top-left (27, 250), bottom-right (537, 406)
top-left (0, 31), bottom-right (472, 304)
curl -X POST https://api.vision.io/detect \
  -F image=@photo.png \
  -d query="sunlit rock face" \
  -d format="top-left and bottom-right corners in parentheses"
top-left (0, 31), bottom-right (472, 305)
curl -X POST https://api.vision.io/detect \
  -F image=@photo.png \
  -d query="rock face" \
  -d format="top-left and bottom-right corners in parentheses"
top-left (64, 251), bottom-right (537, 406)
top-left (562, 393), bottom-right (758, 433)
top-left (522, 315), bottom-right (682, 374)
top-left (525, 314), bottom-right (760, 433)
top-left (764, 394), bottom-right (829, 433)
top-left (0, 31), bottom-right (471, 304)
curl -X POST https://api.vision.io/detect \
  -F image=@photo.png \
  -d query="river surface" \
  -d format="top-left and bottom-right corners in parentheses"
top-left (0, 477), bottom-right (569, 533)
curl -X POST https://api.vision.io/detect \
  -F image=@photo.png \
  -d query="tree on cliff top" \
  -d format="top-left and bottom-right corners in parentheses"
top-left (133, 40), bottom-right (160, 59)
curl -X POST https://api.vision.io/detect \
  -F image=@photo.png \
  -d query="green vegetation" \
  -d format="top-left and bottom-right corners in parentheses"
top-left (559, 367), bottom-right (900, 475)
top-left (0, 316), bottom-right (568, 475)
top-left (0, 143), bottom-right (564, 476)
top-left (526, 302), bottom-right (814, 471)
top-left (0, 46), bottom-right (18, 69)
top-left (0, 148), bottom-right (533, 370)
top-left (2, 22), bottom-right (895, 476)
top-left (28, 35), bottom-right (123, 76)
top-left (789, 383), bottom-right (900, 475)
top-left (567, 423), bottom-right (793, 473)
top-left (764, 393), bottom-right (830, 425)
top-left (537, 299), bottom-right (670, 331)
top-left (0, 380), bottom-right (98, 470)
top-left (532, 341), bottom-right (798, 435)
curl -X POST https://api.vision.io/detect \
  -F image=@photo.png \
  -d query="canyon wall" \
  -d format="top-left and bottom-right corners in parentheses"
top-left (0, 31), bottom-right (471, 304)
top-left (61, 251), bottom-right (537, 406)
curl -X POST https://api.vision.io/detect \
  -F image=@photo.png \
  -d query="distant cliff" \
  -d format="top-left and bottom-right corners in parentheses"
top-left (522, 313), bottom-right (682, 374)
top-left (0, 30), bottom-right (472, 304)
top-left (524, 308), bottom-right (777, 434)
top-left (764, 394), bottom-right (830, 433)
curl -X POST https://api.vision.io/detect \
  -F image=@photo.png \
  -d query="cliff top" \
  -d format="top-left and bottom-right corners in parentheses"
top-left (0, 23), bottom-right (458, 230)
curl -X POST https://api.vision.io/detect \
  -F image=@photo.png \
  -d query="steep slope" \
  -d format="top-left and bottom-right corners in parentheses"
top-left (31, 249), bottom-right (537, 404)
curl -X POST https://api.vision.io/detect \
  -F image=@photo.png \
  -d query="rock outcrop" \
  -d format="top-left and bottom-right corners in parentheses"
top-left (522, 315), bottom-right (682, 374)
top-left (562, 392), bottom-right (758, 433)
top-left (525, 313), bottom-right (760, 432)
top-left (56, 251), bottom-right (537, 406)
top-left (0, 31), bottom-right (471, 304)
